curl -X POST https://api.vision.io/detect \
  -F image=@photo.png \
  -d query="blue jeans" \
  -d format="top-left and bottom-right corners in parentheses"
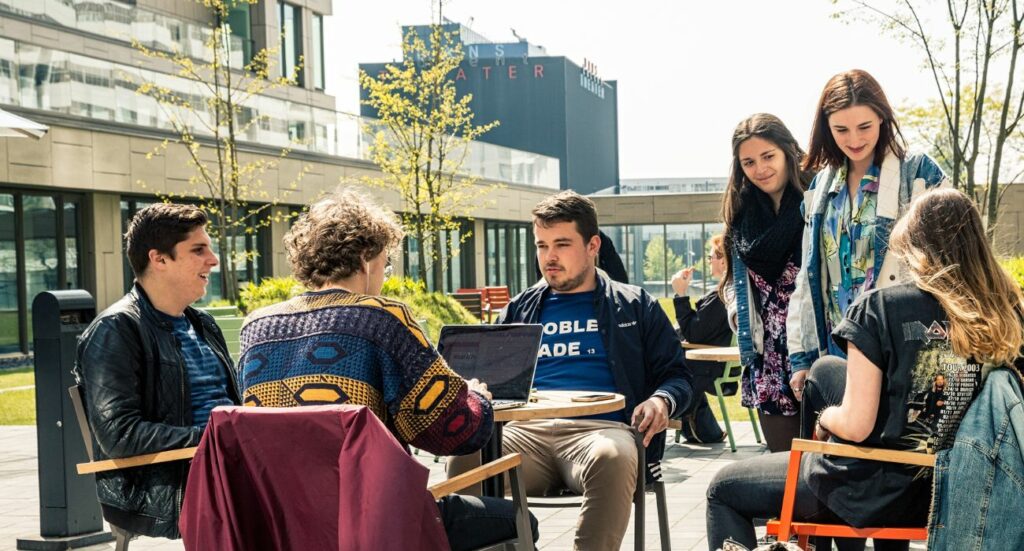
top-left (437, 495), bottom-right (538, 551)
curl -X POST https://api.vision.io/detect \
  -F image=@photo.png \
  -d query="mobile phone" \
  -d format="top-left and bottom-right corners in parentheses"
top-left (571, 393), bottom-right (615, 403)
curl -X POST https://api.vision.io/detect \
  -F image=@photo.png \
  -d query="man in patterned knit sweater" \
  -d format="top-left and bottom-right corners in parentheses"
top-left (238, 189), bottom-right (538, 551)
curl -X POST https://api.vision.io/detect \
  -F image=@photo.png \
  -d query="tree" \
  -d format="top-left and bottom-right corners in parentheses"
top-left (643, 235), bottom-right (685, 284)
top-left (130, 0), bottom-right (307, 303)
top-left (358, 23), bottom-right (500, 288)
top-left (838, 0), bottom-right (1024, 240)
top-left (899, 89), bottom-right (1024, 221)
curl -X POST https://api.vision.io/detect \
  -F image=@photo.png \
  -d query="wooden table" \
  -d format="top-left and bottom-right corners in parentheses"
top-left (482, 390), bottom-right (625, 497)
top-left (684, 346), bottom-right (740, 363)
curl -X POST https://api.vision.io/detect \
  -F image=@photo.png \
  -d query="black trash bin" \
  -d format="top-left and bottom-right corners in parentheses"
top-left (17, 290), bottom-right (112, 550)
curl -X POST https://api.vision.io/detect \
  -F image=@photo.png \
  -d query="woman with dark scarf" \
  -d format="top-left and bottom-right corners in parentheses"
top-left (719, 113), bottom-right (810, 453)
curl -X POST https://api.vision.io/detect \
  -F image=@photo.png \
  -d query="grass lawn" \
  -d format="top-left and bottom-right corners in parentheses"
top-left (709, 389), bottom-right (754, 423)
top-left (0, 367), bottom-right (33, 390)
top-left (0, 368), bottom-right (35, 425)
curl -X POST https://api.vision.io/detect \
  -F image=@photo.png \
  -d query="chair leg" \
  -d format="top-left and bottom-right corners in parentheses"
top-left (714, 379), bottom-right (738, 452)
top-left (508, 465), bottom-right (534, 550)
top-left (797, 534), bottom-right (810, 549)
top-left (632, 433), bottom-right (645, 551)
top-left (111, 525), bottom-right (132, 551)
top-left (747, 406), bottom-right (763, 444)
top-left (654, 481), bottom-right (671, 551)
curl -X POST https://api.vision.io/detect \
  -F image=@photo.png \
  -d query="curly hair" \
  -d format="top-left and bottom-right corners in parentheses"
top-left (284, 189), bottom-right (404, 288)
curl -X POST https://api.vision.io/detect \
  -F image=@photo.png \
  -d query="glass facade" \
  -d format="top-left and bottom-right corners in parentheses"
top-left (0, 0), bottom-right (249, 67)
top-left (278, 2), bottom-right (303, 84)
top-left (403, 222), bottom-right (474, 294)
top-left (602, 223), bottom-right (724, 299)
top-left (0, 190), bottom-right (82, 354)
top-left (0, 38), bottom-right (559, 189)
top-left (119, 198), bottom-right (269, 305)
top-left (312, 14), bottom-right (325, 91)
top-left (485, 221), bottom-right (535, 296)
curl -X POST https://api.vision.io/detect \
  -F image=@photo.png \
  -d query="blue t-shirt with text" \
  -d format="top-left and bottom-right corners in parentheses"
top-left (535, 291), bottom-right (624, 422)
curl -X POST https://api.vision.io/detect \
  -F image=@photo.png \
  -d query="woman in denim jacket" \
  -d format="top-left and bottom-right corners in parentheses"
top-left (708, 189), bottom-right (1023, 551)
top-left (720, 114), bottom-right (810, 452)
top-left (786, 70), bottom-right (948, 433)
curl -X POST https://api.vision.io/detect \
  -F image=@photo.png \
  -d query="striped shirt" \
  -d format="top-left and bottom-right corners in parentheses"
top-left (164, 314), bottom-right (233, 427)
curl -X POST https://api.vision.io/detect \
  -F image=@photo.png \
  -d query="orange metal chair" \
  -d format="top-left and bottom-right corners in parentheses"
top-left (481, 286), bottom-right (511, 323)
top-left (765, 438), bottom-right (934, 549)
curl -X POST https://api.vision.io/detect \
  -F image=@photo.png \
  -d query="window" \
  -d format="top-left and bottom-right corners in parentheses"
top-left (312, 14), bottom-right (325, 90)
top-left (602, 223), bottom-right (724, 298)
top-left (278, 2), bottom-right (304, 84)
top-left (0, 191), bottom-right (82, 354)
top-left (403, 221), bottom-right (474, 293)
top-left (485, 221), bottom-right (535, 296)
top-left (227, 3), bottom-right (254, 67)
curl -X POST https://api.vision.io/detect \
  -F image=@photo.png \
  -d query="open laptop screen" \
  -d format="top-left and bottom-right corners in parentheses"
top-left (436, 324), bottom-right (543, 401)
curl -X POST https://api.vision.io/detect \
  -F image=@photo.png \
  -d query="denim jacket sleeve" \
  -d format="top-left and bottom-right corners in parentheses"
top-left (786, 170), bottom-right (827, 372)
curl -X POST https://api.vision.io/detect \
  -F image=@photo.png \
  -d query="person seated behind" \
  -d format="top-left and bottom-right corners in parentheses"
top-left (670, 233), bottom-right (732, 443)
top-left (237, 189), bottom-right (537, 551)
top-left (451, 190), bottom-right (693, 551)
top-left (705, 189), bottom-right (1024, 551)
top-left (74, 204), bottom-right (240, 539)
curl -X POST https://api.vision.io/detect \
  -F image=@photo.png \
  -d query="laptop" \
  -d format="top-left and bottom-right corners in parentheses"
top-left (436, 324), bottom-right (543, 410)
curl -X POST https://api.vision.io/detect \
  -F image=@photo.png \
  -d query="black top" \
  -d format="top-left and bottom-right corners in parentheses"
top-left (807, 284), bottom-right (984, 527)
top-left (674, 291), bottom-right (731, 378)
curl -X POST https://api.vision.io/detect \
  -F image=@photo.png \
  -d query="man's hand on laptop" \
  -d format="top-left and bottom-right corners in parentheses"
top-left (466, 378), bottom-right (492, 400)
top-left (631, 397), bottom-right (670, 447)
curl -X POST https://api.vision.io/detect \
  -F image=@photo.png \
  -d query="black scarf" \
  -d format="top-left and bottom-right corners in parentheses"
top-left (733, 185), bottom-right (804, 283)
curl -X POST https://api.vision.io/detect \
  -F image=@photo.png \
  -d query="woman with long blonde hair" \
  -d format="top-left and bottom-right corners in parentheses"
top-left (706, 189), bottom-right (1023, 551)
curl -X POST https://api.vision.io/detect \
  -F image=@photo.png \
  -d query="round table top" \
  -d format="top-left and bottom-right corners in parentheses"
top-left (493, 390), bottom-right (626, 422)
top-left (685, 346), bottom-right (740, 362)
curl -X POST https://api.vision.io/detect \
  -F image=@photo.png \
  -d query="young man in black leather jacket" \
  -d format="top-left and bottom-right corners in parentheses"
top-left (73, 203), bottom-right (240, 539)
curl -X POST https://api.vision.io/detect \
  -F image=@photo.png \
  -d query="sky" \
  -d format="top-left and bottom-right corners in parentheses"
top-left (325, 1), bottom-right (942, 179)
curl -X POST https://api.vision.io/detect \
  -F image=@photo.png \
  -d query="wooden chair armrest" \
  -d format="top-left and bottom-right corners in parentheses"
top-left (680, 342), bottom-right (719, 349)
top-left (77, 446), bottom-right (199, 475)
top-left (428, 453), bottom-right (522, 499)
top-left (791, 439), bottom-right (935, 468)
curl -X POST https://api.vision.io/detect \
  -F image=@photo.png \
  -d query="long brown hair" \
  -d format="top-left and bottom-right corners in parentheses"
top-left (718, 113), bottom-right (809, 301)
top-left (804, 69), bottom-right (906, 171)
top-left (889, 189), bottom-right (1024, 366)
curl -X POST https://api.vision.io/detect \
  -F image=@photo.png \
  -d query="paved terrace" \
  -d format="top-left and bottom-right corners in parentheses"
top-left (0, 423), bottom-right (916, 550)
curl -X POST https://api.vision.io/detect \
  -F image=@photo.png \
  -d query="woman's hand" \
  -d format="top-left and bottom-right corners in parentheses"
top-left (671, 268), bottom-right (694, 296)
top-left (790, 370), bottom-right (808, 402)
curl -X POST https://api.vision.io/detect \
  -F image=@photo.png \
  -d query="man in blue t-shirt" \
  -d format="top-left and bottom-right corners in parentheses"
top-left (75, 204), bottom-right (239, 539)
top-left (450, 191), bottom-right (693, 551)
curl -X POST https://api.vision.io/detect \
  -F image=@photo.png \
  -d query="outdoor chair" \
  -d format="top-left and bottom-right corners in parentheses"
top-left (527, 430), bottom-right (671, 551)
top-left (180, 405), bottom-right (533, 551)
top-left (764, 438), bottom-right (933, 548)
top-left (451, 289), bottom-right (485, 321)
top-left (676, 340), bottom-right (762, 452)
top-left (68, 384), bottom-right (198, 551)
top-left (481, 286), bottom-right (511, 323)
top-left (70, 388), bottom-right (530, 551)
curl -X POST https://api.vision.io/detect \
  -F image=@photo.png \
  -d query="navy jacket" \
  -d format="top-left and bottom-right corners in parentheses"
top-left (499, 269), bottom-right (694, 466)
